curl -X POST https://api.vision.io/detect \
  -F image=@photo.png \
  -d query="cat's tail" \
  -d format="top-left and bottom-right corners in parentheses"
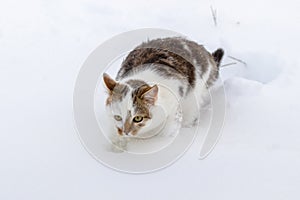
top-left (212, 48), bottom-right (224, 68)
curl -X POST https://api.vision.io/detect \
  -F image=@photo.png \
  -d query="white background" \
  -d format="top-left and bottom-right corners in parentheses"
top-left (0, 0), bottom-right (300, 199)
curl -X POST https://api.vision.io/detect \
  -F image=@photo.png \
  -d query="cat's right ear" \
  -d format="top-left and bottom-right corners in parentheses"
top-left (141, 85), bottom-right (158, 105)
top-left (103, 73), bottom-right (116, 92)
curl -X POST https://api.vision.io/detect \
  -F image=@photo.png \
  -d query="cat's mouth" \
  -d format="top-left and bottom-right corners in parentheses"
top-left (118, 117), bottom-right (167, 139)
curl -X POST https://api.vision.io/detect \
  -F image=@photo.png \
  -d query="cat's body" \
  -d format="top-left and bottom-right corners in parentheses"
top-left (103, 37), bottom-right (224, 140)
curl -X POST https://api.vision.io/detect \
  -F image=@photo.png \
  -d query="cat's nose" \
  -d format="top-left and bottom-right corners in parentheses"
top-left (124, 131), bottom-right (134, 137)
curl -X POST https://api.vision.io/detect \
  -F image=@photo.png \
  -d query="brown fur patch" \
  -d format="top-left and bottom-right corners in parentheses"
top-left (114, 84), bottom-right (154, 135)
top-left (105, 83), bottom-right (129, 105)
top-left (117, 47), bottom-right (196, 89)
top-left (123, 111), bottom-right (132, 135)
top-left (116, 37), bottom-right (220, 90)
top-left (132, 85), bottom-right (154, 115)
top-left (117, 127), bottom-right (123, 135)
top-left (120, 110), bottom-right (149, 135)
top-left (126, 79), bottom-right (147, 89)
top-left (109, 37), bottom-right (223, 136)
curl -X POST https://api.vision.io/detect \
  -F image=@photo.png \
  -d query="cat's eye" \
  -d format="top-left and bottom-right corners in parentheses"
top-left (114, 115), bottom-right (122, 121)
top-left (133, 116), bottom-right (143, 123)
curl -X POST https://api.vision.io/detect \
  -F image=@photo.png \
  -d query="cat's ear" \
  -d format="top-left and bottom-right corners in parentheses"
top-left (141, 85), bottom-right (158, 105)
top-left (103, 73), bottom-right (116, 92)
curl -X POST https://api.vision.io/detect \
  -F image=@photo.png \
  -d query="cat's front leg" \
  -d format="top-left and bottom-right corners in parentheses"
top-left (182, 111), bottom-right (199, 128)
top-left (181, 93), bottom-right (201, 128)
top-left (108, 134), bottom-right (128, 153)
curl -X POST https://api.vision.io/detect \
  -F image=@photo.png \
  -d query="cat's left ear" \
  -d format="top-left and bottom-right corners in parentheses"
top-left (141, 85), bottom-right (158, 105)
top-left (103, 73), bottom-right (117, 92)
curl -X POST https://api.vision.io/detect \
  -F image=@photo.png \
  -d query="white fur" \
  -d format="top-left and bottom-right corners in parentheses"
top-left (119, 69), bottom-right (183, 137)
top-left (119, 60), bottom-right (213, 129)
top-left (107, 60), bottom-right (215, 151)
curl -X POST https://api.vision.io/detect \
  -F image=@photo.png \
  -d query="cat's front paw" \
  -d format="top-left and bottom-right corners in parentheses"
top-left (108, 135), bottom-right (128, 153)
top-left (182, 117), bottom-right (199, 128)
top-left (110, 144), bottom-right (125, 153)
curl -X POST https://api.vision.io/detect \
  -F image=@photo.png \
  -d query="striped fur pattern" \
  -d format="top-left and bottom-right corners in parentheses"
top-left (103, 37), bottom-right (224, 137)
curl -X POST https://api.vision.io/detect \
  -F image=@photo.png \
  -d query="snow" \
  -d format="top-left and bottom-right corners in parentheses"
top-left (0, 0), bottom-right (300, 199)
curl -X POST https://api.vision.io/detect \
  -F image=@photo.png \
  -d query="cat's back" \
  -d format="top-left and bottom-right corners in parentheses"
top-left (116, 37), bottom-right (221, 89)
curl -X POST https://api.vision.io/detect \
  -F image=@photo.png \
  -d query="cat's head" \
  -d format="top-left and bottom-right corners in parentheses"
top-left (103, 73), bottom-right (158, 137)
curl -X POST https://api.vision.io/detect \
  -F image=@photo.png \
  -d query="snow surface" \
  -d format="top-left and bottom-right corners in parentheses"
top-left (0, 0), bottom-right (300, 199)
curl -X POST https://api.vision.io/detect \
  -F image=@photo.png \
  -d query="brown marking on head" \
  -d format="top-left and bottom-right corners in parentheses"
top-left (114, 84), bottom-right (158, 136)
top-left (133, 84), bottom-right (158, 106)
top-left (123, 111), bottom-right (132, 135)
top-left (117, 110), bottom-right (148, 136)
top-left (123, 118), bottom-right (148, 136)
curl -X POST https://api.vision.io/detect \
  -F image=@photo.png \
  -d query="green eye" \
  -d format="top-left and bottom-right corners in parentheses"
top-left (133, 116), bottom-right (143, 123)
top-left (114, 115), bottom-right (122, 121)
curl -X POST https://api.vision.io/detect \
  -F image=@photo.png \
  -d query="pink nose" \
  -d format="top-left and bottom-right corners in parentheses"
top-left (123, 128), bottom-right (130, 135)
top-left (124, 131), bottom-right (130, 136)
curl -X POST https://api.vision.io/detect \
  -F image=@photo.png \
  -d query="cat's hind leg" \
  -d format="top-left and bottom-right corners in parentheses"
top-left (181, 93), bottom-right (201, 128)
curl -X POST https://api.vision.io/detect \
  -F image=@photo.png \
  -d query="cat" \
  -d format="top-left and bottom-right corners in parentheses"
top-left (103, 37), bottom-right (224, 144)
